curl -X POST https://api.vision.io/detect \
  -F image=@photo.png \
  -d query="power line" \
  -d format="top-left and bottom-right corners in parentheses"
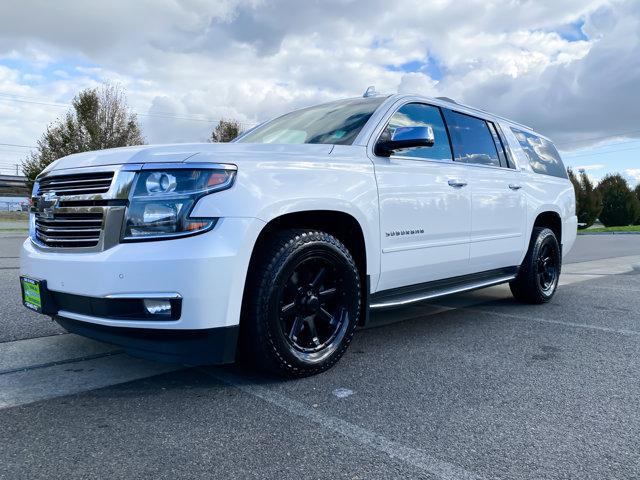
top-left (0, 93), bottom-right (257, 127)
top-left (556, 129), bottom-right (640, 147)
top-left (558, 138), bottom-right (640, 154)
top-left (564, 145), bottom-right (640, 159)
top-left (0, 142), bottom-right (37, 149)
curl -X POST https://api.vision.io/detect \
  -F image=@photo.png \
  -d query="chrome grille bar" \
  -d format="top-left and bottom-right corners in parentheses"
top-left (34, 212), bottom-right (104, 248)
top-left (38, 172), bottom-right (114, 196)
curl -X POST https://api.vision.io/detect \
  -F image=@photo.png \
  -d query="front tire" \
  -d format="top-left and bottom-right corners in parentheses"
top-left (240, 230), bottom-right (361, 377)
top-left (510, 227), bottom-right (561, 304)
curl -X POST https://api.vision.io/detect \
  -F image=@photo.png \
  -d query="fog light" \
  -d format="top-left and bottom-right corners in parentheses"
top-left (144, 299), bottom-right (172, 316)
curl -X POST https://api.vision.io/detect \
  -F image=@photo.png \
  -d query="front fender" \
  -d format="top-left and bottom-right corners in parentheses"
top-left (188, 153), bottom-right (381, 279)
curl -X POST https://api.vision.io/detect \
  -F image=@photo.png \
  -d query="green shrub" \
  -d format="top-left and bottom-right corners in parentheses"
top-left (635, 184), bottom-right (640, 225)
top-left (597, 174), bottom-right (640, 227)
top-left (568, 168), bottom-right (580, 210)
top-left (568, 168), bottom-right (602, 229)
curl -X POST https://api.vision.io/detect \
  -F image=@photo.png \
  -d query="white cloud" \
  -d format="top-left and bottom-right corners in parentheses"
top-left (0, 0), bottom-right (638, 178)
top-left (624, 168), bottom-right (640, 187)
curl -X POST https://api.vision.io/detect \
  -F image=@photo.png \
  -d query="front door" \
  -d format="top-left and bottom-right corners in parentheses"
top-left (372, 102), bottom-right (472, 292)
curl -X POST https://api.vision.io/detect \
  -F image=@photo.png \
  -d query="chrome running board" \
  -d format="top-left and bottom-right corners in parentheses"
top-left (370, 268), bottom-right (517, 310)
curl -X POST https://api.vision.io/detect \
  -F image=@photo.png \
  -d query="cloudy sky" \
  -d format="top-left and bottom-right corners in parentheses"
top-left (0, 0), bottom-right (638, 185)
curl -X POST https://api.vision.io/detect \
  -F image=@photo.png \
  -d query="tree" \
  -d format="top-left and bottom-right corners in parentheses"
top-left (210, 119), bottom-right (242, 143)
top-left (635, 184), bottom-right (640, 225)
top-left (596, 174), bottom-right (640, 227)
top-left (568, 168), bottom-right (602, 229)
top-left (567, 168), bottom-right (581, 219)
top-left (22, 84), bottom-right (144, 187)
top-left (577, 170), bottom-right (602, 229)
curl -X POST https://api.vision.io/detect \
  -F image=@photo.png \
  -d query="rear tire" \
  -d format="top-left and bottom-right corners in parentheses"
top-left (240, 230), bottom-right (361, 378)
top-left (510, 227), bottom-right (561, 304)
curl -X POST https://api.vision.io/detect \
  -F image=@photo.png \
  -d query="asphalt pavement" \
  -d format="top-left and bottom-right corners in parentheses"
top-left (0, 233), bottom-right (639, 479)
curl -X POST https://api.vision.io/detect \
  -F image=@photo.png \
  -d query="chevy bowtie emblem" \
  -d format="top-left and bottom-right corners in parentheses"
top-left (36, 192), bottom-right (59, 219)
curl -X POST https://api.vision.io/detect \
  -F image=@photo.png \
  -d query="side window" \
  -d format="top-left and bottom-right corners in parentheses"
top-left (380, 103), bottom-right (452, 160)
top-left (486, 121), bottom-right (509, 168)
top-left (494, 123), bottom-right (516, 169)
top-left (511, 128), bottom-right (567, 179)
top-left (443, 109), bottom-right (501, 167)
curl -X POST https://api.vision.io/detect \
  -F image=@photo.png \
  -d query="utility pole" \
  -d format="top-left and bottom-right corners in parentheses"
top-left (15, 163), bottom-right (19, 175)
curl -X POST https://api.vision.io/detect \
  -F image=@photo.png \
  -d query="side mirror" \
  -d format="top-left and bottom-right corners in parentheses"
top-left (375, 126), bottom-right (435, 157)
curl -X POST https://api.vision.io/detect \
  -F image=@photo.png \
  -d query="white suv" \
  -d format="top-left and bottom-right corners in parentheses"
top-left (20, 93), bottom-right (577, 377)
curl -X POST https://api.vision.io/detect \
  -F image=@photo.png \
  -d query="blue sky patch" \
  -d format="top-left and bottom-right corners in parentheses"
top-left (555, 19), bottom-right (588, 42)
top-left (385, 56), bottom-right (444, 80)
top-left (0, 57), bottom-right (101, 84)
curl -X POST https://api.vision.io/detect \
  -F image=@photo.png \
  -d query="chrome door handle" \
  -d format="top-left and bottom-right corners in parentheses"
top-left (508, 184), bottom-right (522, 190)
top-left (447, 179), bottom-right (467, 188)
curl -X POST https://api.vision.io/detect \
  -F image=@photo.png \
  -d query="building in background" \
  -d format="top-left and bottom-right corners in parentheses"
top-left (0, 174), bottom-right (29, 211)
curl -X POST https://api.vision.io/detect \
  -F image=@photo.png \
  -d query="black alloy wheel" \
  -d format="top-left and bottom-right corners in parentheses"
top-left (241, 230), bottom-right (361, 377)
top-left (536, 241), bottom-right (559, 295)
top-left (278, 255), bottom-right (350, 357)
top-left (510, 227), bottom-right (561, 304)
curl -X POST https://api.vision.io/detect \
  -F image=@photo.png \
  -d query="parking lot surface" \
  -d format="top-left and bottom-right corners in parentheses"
top-left (1, 233), bottom-right (638, 479)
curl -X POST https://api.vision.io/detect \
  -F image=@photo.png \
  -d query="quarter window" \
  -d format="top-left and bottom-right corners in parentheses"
top-left (443, 109), bottom-right (501, 167)
top-left (487, 122), bottom-right (509, 168)
top-left (511, 128), bottom-right (567, 179)
top-left (380, 103), bottom-right (452, 161)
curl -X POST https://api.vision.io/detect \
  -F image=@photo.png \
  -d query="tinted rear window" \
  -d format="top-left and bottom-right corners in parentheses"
top-left (512, 128), bottom-right (567, 178)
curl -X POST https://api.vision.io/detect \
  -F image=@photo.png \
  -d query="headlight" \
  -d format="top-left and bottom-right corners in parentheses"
top-left (122, 167), bottom-right (235, 241)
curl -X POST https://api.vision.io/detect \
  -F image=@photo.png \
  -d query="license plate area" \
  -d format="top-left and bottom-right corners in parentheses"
top-left (20, 276), bottom-right (57, 314)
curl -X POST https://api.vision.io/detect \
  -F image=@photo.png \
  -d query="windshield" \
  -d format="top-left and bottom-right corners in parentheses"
top-left (236, 97), bottom-right (387, 145)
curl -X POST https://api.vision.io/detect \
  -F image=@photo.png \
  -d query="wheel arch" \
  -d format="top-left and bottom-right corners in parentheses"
top-left (243, 208), bottom-right (372, 327)
top-left (252, 209), bottom-right (368, 276)
top-left (532, 209), bottom-right (562, 245)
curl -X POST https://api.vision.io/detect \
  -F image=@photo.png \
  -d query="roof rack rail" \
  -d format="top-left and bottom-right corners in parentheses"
top-left (434, 96), bottom-right (533, 131)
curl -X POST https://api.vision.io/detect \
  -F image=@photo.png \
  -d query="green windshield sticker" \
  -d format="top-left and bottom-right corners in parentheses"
top-left (23, 280), bottom-right (42, 309)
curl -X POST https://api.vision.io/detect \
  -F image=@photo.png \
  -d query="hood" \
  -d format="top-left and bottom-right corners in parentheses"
top-left (46, 143), bottom-right (335, 172)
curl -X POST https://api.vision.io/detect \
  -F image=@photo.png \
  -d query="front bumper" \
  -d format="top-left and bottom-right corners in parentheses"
top-left (20, 217), bottom-right (266, 331)
top-left (55, 316), bottom-right (239, 364)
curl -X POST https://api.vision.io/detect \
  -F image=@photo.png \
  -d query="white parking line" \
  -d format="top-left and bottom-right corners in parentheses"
top-left (568, 284), bottom-right (640, 293)
top-left (418, 255), bottom-right (640, 314)
top-left (0, 353), bottom-right (180, 409)
top-left (203, 368), bottom-right (487, 480)
top-left (560, 254), bottom-right (640, 286)
top-left (457, 307), bottom-right (640, 337)
top-left (0, 334), bottom-right (181, 409)
top-left (0, 334), bottom-right (119, 374)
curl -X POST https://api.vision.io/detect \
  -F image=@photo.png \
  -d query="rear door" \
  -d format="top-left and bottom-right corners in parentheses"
top-left (371, 102), bottom-right (472, 292)
top-left (442, 109), bottom-right (526, 271)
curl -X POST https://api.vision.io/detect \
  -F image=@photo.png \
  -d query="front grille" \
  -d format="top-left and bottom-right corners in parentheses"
top-left (32, 166), bottom-right (135, 251)
top-left (38, 172), bottom-right (114, 196)
top-left (35, 212), bottom-right (103, 248)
